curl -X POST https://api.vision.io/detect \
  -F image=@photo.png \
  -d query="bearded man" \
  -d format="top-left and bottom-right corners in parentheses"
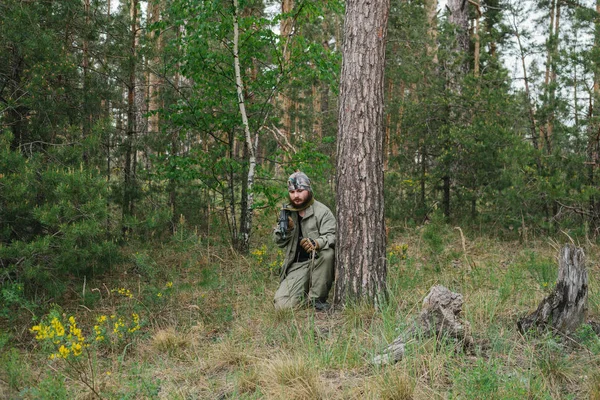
top-left (273, 171), bottom-right (336, 311)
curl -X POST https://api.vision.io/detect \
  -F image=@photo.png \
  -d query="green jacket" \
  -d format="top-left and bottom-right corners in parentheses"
top-left (273, 200), bottom-right (336, 279)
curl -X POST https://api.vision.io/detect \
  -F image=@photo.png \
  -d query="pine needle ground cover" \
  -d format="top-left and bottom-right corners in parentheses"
top-left (2, 222), bottom-right (600, 399)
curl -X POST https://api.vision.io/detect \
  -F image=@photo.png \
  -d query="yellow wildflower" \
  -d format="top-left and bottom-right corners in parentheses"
top-left (71, 342), bottom-right (83, 357)
top-left (58, 345), bottom-right (70, 359)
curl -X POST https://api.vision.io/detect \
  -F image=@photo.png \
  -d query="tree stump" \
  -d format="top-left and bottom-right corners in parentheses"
top-left (372, 285), bottom-right (473, 365)
top-left (517, 244), bottom-right (588, 335)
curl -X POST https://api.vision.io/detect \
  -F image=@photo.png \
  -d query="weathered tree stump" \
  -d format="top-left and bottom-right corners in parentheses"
top-left (372, 285), bottom-right (473, 365)
top-left (517, 244), bottom-right (588, 335)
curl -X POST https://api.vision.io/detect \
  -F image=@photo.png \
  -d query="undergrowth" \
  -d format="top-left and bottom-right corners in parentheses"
top-left (1, 219), bottom-right (600, 399)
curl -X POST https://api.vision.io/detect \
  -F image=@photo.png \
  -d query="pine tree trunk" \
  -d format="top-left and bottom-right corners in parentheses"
top-left (334, 0), bottom-right (390, 306)
top-left (425, 0), bottom-right (438, 64)
top-left (589, 0), bottom-right (600, 235)
top-left (123, 0), bottom-right (138, 225)
top-left (278, 0), bottom-right (294, 165)
top-left (148, 0), bottom-right (162, 136)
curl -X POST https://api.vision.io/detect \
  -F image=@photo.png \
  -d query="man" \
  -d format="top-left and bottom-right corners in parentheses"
top-left (273, 171), bottom-right (336, 311)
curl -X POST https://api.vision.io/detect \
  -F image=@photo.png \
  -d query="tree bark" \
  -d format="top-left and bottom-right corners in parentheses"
top-left (148, 0), bottom-right (162, 136)
top-left (372, 285), bottom-right (473, 365)
top-left (425, 0), bottom-right (438, 64)
top-left (279, 0), bottom-right (294, 158)
top-left (588, 0), bottom-right (600, 235)
top-left (233, 0), bottom-right (256, 254)
top-left (517, 244), bottom-right (588, 335)
top-left (334, 0), bottom-right (390, 306)
top-left (123, 0), bottom-right (139, 226)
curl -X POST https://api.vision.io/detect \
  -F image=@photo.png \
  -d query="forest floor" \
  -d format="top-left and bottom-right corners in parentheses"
top-left (2, 219), bottom-right (600, 399)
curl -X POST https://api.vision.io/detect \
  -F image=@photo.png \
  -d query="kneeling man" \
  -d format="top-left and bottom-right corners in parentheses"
top-left (273, 172), bottom-right (336, 311)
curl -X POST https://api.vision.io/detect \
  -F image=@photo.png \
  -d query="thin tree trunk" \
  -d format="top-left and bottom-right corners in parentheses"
top-left (542, 0), bottom-right (558, 153)
top-left (169, 24), bottom-right (182, 233)
top-left (588, 0), bottom-right (600, 234)
top-left (123, 0), bottom-right (138, 226)
top-left (233, 0), bottom-right (256, 254)
top-left (510, 9), bottom-right (539, 151)
top-left (425, 0), bottom-right (438, 64)
top-left (335, 0), bottom-right (390, 306)
top-left (472, 1), bottom-right (481, 78)
top-left (279, 0), bottom-right (294, 155)
top-left (442, 0), bottom-right (469, 220)
top-left (148, 0), bottom-right (162, 136)
top-left (82, 0), bottom-right (91, 164)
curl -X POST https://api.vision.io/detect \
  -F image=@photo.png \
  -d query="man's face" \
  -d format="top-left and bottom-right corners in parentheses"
top-left (289, 189), bottom-right (311, 207)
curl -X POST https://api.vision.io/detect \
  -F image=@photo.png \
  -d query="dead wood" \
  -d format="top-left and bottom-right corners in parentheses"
top-left (372, 285), bottom-right (473, 365)
top-left (517, 244), bottom-right (588, 335)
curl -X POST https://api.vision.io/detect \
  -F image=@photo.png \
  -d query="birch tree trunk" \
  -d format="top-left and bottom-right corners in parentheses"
top-left (233, 0), bottom-right (256, 254)
top-left (334, 0), bottom-right (390, 306)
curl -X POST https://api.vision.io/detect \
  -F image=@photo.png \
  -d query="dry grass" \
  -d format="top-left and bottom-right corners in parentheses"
top-left (259, 353), bottom-right (325, 400)
top-left (364, 365), bottom-right (415, 400)
top-left (8, 224), bottom-right (600, 399)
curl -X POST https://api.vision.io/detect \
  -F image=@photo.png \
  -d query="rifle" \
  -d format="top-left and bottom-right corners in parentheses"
top-left (278, 205), bottom-right (290, 239)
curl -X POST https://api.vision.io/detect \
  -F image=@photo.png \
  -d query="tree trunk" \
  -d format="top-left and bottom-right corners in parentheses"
top-left (279, 0), bottom-right (294, 160)
top-left (334, 0), bottom-right (390, 306)
top-left (123, 0), bottom-right (138, 226)
top-left (510, 10), bottom-right (539, 151)
top-left (82, 0), bottom-right (91, 164)
top-left (542, 0), bottom-right (559, 154)
top-left (589, 0), bottom-right (600, 235)
top-left (148, 0), bottom-right (162, 136)
top-left (517, 244), bottom-right (588, 335)
top-left (447, 0), bottom-right (470, 87)
top-left (233, 0), bottom-right (256, 254)
top-left (472, 1), bottom-right (481, 78)
top-left (425, 0), bottom-right (438, 64)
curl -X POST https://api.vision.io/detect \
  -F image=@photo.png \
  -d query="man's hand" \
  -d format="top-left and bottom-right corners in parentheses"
top-left (287, 216), bottom-right (294, 231)
top-left (300, 237), bottom-right (319, 253)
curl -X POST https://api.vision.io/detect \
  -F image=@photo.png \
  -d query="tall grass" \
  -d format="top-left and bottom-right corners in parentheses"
top-left (2, 222), bottom-right (600, 399)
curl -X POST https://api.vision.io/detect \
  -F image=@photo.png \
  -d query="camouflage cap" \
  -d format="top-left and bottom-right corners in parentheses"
top-left (287, 171), bottom-right (312, 192)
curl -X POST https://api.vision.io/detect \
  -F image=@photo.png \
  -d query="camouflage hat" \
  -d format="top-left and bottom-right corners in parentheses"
top-left (287, 171), bottom-right (312, 192)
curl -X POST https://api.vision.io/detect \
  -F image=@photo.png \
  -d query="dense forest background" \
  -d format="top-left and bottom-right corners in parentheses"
top-left (2, 0), bottom-right (600, 329)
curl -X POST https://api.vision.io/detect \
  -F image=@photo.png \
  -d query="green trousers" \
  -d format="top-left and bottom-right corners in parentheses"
top-left (273, 248), bottom-right (334, 309)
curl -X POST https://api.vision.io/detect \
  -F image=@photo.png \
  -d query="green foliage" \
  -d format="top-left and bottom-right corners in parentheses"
top-left (1, 348), bottom-right (31, 393)
top-left (0, 133), bottom-right (119, 303)
top-left (575, 324), bottom-right (600, 355)
top-left (453, 359), bottom-right (500, 398)
top-left (520, 252), bottom-right (557, 291)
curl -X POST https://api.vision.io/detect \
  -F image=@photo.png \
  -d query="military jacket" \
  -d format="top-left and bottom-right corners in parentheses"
top-left (273, 200), bottom-right (336, 279)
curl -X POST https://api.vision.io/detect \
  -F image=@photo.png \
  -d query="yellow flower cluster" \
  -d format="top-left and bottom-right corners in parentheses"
top-left (388, 243), bottom-right (409, 260)
top-left (251, 245), bottom-right (267, 265)
top-left (94, 313), bottom-right (141, 341)
top-left (112, 288), bottom-right (133, 298)
top-left (30, 315), bottom-right (87, 360)
top-left (128, 313), bottom-right (140, 333)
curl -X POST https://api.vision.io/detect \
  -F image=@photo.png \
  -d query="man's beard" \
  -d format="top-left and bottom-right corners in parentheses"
top-left (288, 191), bottom-right (313, 209)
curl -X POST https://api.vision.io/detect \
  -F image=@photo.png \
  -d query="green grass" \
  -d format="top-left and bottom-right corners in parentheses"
top-left (2, 222), bottom-right (600, 399)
